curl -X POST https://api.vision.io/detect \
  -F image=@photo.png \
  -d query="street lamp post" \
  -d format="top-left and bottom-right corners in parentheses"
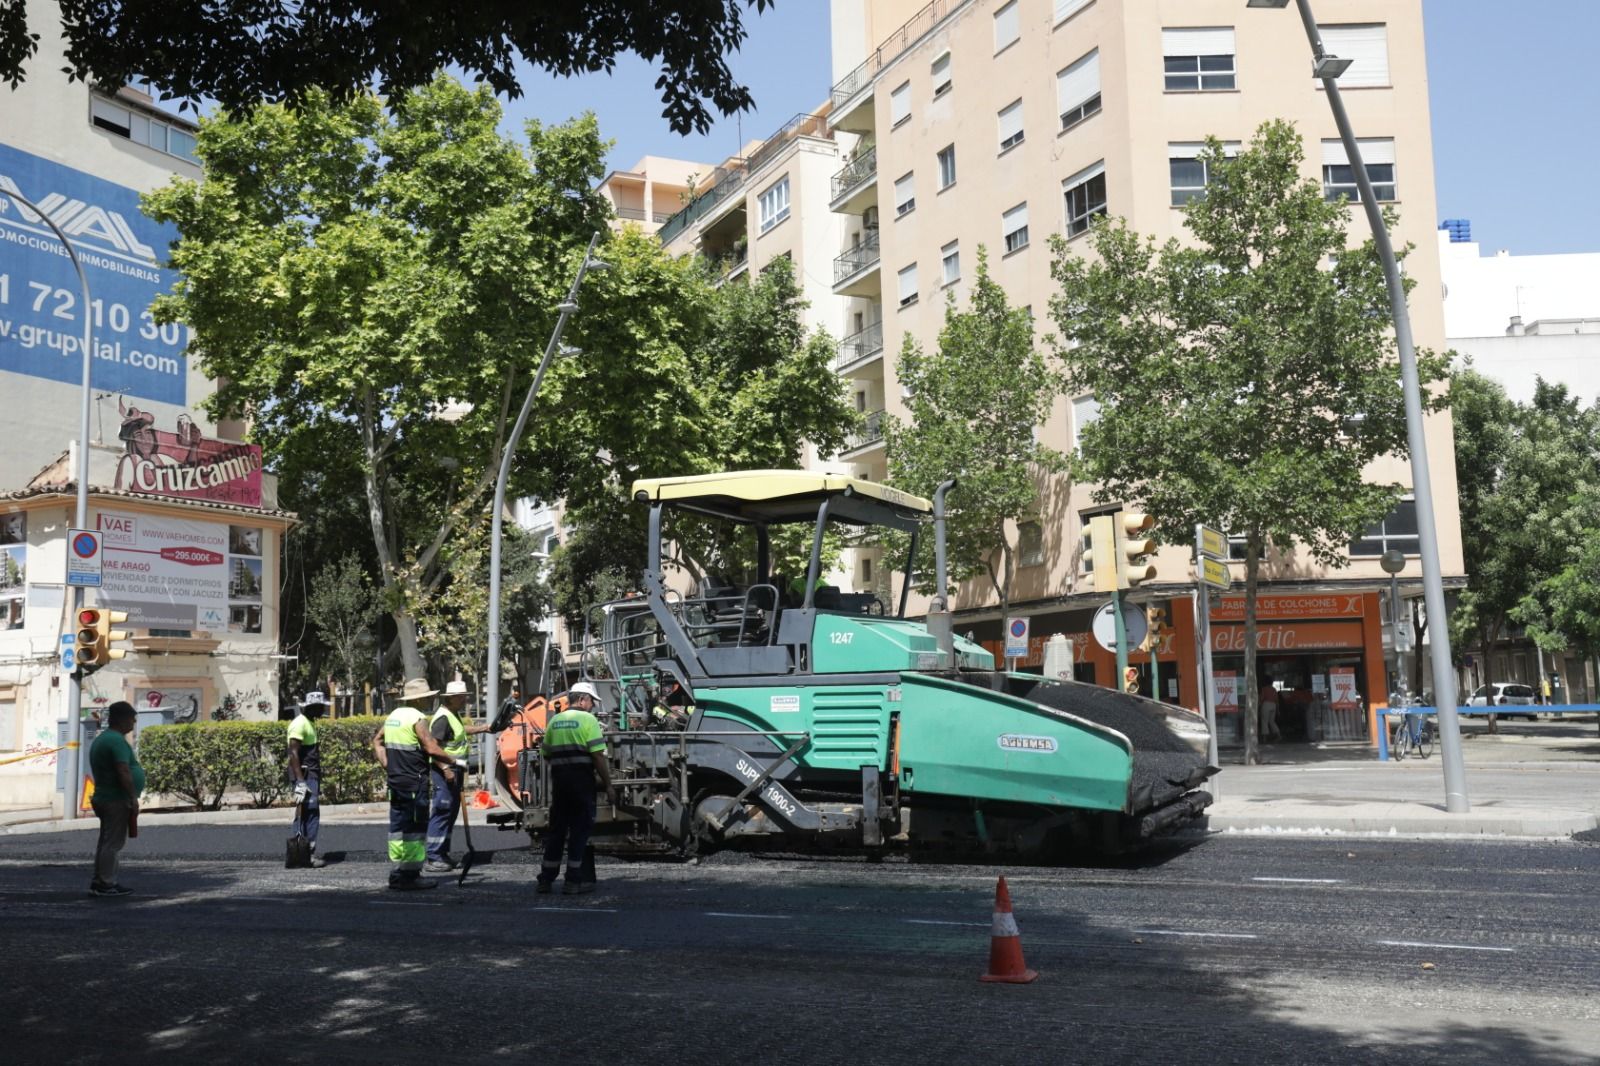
top-left (1380, 548), bottom-right (1409, 703)
top-left (1, 188), bottom-right (94, 820)
top-left (1248, 0), bottom-right (1469, 812)
top-left (484, 234), bottom-right (607, 782)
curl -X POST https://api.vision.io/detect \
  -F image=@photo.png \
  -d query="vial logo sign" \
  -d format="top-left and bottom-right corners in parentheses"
top-left (997, 733), bottom-right (1058, 754)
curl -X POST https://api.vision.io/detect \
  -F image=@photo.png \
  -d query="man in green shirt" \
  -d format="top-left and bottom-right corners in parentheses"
top-left (88, 701), bottom-right (144, 897)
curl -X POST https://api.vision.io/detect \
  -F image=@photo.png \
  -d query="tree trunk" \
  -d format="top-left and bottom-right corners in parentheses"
top-left (1243, 532), bottom-right (1263, 765)
top-left (361, 391), bottom-right (427, 681)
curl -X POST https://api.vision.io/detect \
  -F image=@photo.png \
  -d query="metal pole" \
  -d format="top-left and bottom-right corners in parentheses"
top-left (1285, 0), bottom-right (1468, 812)
top-left (486, 234), bottom-right (604, 741)
top-left (1194, 583), bottom-right (1220, 792)
top-left (1388, 572), bottom-right (1408, 701)
top-left (1112, 588), bottom-right (1129, 692)
top-left (2, 189), bottom-right (94, 820)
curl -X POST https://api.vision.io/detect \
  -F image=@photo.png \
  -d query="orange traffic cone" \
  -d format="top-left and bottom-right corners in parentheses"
top-left (979, 876), bottom-right (1038, 984)
top-left (470, 789), bottom-right (498, 810)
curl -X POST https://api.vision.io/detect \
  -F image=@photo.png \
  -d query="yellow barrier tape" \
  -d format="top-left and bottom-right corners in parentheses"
top-left (0, 744), bottom-right (70, 767)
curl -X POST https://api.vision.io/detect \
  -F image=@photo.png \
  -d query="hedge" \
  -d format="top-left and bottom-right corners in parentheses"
top-left (140, 716), bottom-right (387, 810)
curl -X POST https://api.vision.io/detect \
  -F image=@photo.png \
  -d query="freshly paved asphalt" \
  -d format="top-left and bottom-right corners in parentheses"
top-left (2, 824), bottom-right (1597, 1064)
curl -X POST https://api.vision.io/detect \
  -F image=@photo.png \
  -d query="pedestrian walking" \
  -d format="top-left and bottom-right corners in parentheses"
top-left (537, 681), bottom-right (616, 896)
top-left (1259, 683), bottom-right (1281, 742)
top-left (370, 679), bottom-right (457, 891)
top-left (425, 679), bottom-right (492, 871)
top-left (287, 691), bottom-right (329, 868)
top-left (88, 701), bottom-right (143, 897)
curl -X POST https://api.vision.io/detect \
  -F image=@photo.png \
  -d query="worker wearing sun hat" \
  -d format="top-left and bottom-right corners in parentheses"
top-left (370, 678), bottom-right (456, 890)
top-left (424, 679), bottom-right (492, 871)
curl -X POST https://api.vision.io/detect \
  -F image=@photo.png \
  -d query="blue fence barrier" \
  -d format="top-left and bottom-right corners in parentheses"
top-left (1377, 704), bottom-right (1600, 761)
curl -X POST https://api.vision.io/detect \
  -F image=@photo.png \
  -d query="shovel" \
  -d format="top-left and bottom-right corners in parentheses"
top-left (455, 761), bottom-right (488, 886)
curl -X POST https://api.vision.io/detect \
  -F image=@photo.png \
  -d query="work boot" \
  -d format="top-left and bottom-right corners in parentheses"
top-left (535, 879), bottom-right (553, 895)
top-left (308, 856), bottom-right (327, 869)
top-left (562, 880), bottom-right (595, 896)
top-left (424, 859), bottom-right (455, 873)
top-left (388, 877), bottom-right (437, 892)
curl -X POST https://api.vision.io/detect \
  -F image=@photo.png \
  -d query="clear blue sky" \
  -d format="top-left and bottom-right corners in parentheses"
top-left (502, 0), bottom-right (1599, 256)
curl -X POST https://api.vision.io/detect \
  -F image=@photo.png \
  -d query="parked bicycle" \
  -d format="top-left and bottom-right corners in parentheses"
top-left (1389, 699), bottom-right (1434, 760)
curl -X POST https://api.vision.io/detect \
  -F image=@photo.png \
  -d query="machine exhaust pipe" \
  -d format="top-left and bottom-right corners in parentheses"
top-left (929, 479), bottom-right (957, 668)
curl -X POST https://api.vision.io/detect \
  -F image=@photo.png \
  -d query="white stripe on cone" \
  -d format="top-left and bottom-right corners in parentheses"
top-left (992, 910), bottom-right (1020, 938)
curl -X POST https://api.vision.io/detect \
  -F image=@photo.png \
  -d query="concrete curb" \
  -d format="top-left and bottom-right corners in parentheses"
top-left (1202, 806), bottom-right (1598, 840)
top-left (0, 802), bottom-right (400, 836)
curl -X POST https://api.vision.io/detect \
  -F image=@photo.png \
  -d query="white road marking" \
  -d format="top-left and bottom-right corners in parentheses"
top-left (537, 907), bottom-right (619, 914)
top-left (1131, 929), bottom-right (1258, 940)
top-left (1251, 877), bottom-right (1346, 884)
top-left (903, 919), bottom-right (990, 927)
top-left (705, 911), bottom-right (793, 920)
top-left (368, 900), bottom-right (443, 907)
top-left (1376, 940), bottom-right (1513, 953)
top-left (228, 896), bottom-right (292, 903)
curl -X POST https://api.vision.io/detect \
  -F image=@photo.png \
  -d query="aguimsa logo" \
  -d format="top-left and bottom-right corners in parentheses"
top-left (997, 734), bottom-right (1058, 754)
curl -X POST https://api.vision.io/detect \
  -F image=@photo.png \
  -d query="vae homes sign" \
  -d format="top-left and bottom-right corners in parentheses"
top-left (96, 511), bottom-right (267, 634)
top-left (110, 398), bottom-right (262, 507)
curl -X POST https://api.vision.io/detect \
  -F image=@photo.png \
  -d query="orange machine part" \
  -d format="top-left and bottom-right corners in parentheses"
top-left (495, 695), bottom-right (568, 798)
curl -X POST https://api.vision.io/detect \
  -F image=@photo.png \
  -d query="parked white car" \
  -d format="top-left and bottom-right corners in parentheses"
top-left (1466, 683), bottom-right (1538, 716)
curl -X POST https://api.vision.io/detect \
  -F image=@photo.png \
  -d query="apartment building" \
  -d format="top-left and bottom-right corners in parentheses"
top-left (820, 0), bottom-right (1464, 743)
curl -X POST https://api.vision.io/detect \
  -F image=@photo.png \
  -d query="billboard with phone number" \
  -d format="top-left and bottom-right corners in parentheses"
top-left (0, 142), bottom-right (188, 405)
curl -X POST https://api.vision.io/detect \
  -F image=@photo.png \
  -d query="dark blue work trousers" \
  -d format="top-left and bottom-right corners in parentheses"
top-left (539, 785), bottom-right (596, 885)
top-left (427, 765), bottom-right (462, 862)
top-left (290, 772), bottom-right (320, 851)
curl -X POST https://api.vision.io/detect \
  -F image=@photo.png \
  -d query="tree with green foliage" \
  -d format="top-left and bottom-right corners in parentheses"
top-left (304, 552), bottom-right (378, 694)
top-left (544, 254), bottom-right (857, 625)
top-left (146, 77), bottom-right (613, 681)
top-left (1451, 373), bottom-right (1600, 712)
top-left (5, 1), bottom-right (777, 135)
top-left (881, 248), bottom-right (1065, 622)
top-left (1049, 122), bottom-right (1448, 764)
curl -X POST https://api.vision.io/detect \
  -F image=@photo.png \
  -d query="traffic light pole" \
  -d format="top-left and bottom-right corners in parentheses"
top-left (1112, 588), bottom-right (1129, 691)
top-left (1, 188), bottom-right (95, 821)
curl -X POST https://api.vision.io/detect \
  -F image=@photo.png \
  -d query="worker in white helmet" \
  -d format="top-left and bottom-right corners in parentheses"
top-left (536, 681), bottom-right (616, 895)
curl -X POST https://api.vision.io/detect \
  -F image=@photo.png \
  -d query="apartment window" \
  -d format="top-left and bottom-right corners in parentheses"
top-left (856, 390), bottom-right (868, 413)
top-left (1072, 395), bottom-right (1100, 453)
top-left (937, 144), bottom-right (957, 189)
top-left (89, 95), bottom-right (199, 163)
top-left (994, 1), bottom-right (1020, 52)
top-left (894, 172), bottom-right (916, 217)
top-left (1057, 49), bottom-right (1102, 131)
top-left (1350, 495), bottom-right (1418, 557)
top-left (897, 263), bottom-right (919, 308)
top-left (862, 557), bottom-right (874, 584)
top-left (941, 241), bottom-right (960, 286)
top-left (1319, 24), bottom-right (1390, 88)
top-left (758, 175), bottom-right (791, 233)
top-left (1002, 202), bottom-right (1029, 253)
top-left (1322, 138), bottom-right (1397, 202)
top-left (998, 100), bottom-right (1025, 152)
top-left (1019, 520), bottom-right (1045, 568)
top-left (1063, 162), bottom-right (1107, 238)
top-left (1055, 0), bottom-right (1092, 23)
top-left (1168, 142), bottom-right (1240, 205)
top-left (891, 81), bottom-right (911, 127)
top-left (1163, 28), bottom-right (1236, 92)
top-left (931, 52), bottom-right (953, 97)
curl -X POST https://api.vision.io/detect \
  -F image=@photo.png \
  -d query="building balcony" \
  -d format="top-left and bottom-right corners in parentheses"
top-left (657, 158), bottom-right (749, 246)
top-left (830, 144), bottom-right (878, 213)
top-left (710, 244), bottom-right (749, 286)
top-left (842, 409), bottom-right (887, 455)
top-left (829, 0), bottom-right (956, 132)
top-left (836, 321), bottom-right (884, 372)
top-left (833, 230), bottom-right (882, 296)
top-left (614, 206), bottom-right (675, 225)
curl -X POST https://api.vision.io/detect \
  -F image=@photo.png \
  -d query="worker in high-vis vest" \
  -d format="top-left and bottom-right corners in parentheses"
top-left (537, 681), bottom-right (616, 895)
top-left (287, 691), bottom-right (330, 868)
top-left (370, 678), bottom-right (457, 890)
top-left (425, 679), bottom-right (492, 871)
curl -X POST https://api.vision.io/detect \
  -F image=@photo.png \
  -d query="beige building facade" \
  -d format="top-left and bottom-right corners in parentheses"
top-left (630, 0), bottom-right (1463, 743)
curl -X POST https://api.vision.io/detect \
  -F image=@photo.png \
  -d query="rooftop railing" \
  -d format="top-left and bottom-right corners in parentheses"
top-left (830, 0), bottom-right (955, 110)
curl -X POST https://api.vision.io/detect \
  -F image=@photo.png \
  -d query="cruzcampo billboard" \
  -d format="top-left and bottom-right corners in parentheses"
top-left (0, 142), bottom-right (188, 406)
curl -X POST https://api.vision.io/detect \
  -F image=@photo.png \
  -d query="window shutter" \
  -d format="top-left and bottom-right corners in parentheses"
top-left (994, 1), bottom-right (1019, 49)
top-left (1322, 138), bottom-right (1395, 167)
top-left (1057, 50), bottom-right (1101, 115)
top-left (894, 173), bottom-right (915, 213)
top-left (1162, 27), bottom-right (1236, 57)
top-left (1055, 0), bottom-right (1091, 22)
top-left (1319, 24), bottom-right (1389, 88)
top-left (1003, 202), bottom-right (1028, 236)
top-left (931, 52), bottom-right (951, 92)
top-left (891, 82), bottom-right (911, 124)
top-left (998, 100), bottom-right (1024, 147)
top-left (897, 263), bottom-right (918, 304)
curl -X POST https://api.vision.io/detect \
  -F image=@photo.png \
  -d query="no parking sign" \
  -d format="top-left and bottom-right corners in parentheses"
top-left (1004, 616), bottom-right (1030, 659)
top-left (66, 528), bottom-right (102, 587)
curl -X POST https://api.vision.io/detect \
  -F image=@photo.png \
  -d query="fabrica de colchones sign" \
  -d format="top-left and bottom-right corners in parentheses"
top-left (112, 398), bottom-right (262, 508)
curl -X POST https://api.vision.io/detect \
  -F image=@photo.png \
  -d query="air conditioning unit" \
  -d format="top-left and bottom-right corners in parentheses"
top-left (862, 206), bottom-right (879, 230)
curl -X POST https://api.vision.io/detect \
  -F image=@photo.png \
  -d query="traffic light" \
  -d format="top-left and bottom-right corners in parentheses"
top-left (1116, 512), bottom-right (1158, 587)
top-left (75, 608), bottom-right (130, 676)
top-left (1144, 604), bottom-right (1171, 651)
top-left (1082, 515), bottom-right (1119, 593)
